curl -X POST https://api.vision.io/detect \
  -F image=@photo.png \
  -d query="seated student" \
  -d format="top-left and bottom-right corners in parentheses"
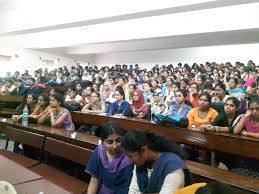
top-left (0, 79), bottom-right (16, 96)
top-left (12, 94), bottom-right (38, 121)
top-left (81, 92), bottom-right (106, 114)
top-left (168, 89), bottom-right (192, 118)
top-left (143, 82), bottom-right (154, 103)
top-left (213, 83), bottom-right (230, 103)
top-left (151, 89), bottom-right (166, 114)
top-left (187, 83), bottom-right (199, 108)
top-left (202, 97), bottom-right (242, 133)
top-left (64, 86), bottom-right (82, 111)
top-left (131, 89), bottom-right (149, 119)
top-left (38, 93), bottom-right (75, 131)
top-left (228, 77), bottom-right (245, 100)
top-left (107, 88), bottom-right (131, 117)
top-left (86, 122), bottom-right (133, 194)
top-left (126, 84), bottom-right (137, 104)
top-left (188, 92), bottom-right (218, 131)
top-left (122, 129), bottom-right (190, 194)
top-left (10, 79), bottom-right (27, 96)
top-left (29, 94), bottom-right (50, 120)
top-left (234, 96), bottom-right (259, 138)
top-left (65, 86), bottom-right (83, 104)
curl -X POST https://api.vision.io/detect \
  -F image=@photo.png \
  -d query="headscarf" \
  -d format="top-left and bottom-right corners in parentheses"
top-left (132, 89), bottom-right (145, 109)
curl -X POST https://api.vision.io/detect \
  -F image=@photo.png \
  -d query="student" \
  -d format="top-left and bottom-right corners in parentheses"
top-left (168, 89), bottom-right (192, 118)
top-left (107, 88), bottom-right (131, 117)
top-left (29, 94), bottom-right (50, 120)
top-left (131, 89), bottom-right (149, 119)
top-left (81, 92), bottom-right (106, 114)
top-left (188, 92), bottom-right (218, 131)
top-left (122, 129), bottom-right (190, 194)
top-left (202, 97), bottom-right (241, 133)
top-left (234, 96), bottom-right (259, 138)
top-left (38, 93), bottom-right (75, 131)
top-left (86, 122), bottom-right (133, 194)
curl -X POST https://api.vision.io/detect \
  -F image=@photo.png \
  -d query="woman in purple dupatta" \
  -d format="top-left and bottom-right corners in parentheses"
top-left (86, 122), bottom-right (133, 194)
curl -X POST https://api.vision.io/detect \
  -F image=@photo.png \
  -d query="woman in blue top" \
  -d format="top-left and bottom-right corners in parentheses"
top-left (107, 88), bottom-right (131, 117)
top-left (168, 89), bottom-right (192, 118)
top-left (122, 129), bottom-right (191, 194)
top-left (86, 121), bottom-right (133, 194)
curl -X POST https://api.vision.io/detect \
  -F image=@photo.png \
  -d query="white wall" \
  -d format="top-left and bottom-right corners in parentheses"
top-left (0, 49), bottom-right (78, 76)
top-left (94, 43), bottom-right (259, 69)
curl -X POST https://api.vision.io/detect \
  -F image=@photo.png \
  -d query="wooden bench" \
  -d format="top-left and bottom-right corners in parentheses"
top-left (0, 126), bottom-right (44, 168)
top-left (71, 112), bottom-right (259, 160)
top-left (29, 137), bottom-right (93, 194)
top-left (186, 160), bottom-right (259, 193)
top-left (1, 114), bottom-right (259, 193)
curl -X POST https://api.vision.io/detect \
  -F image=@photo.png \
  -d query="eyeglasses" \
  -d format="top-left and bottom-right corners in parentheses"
top-left (133, 94), bottom-right (139, 97)
top-left (91, 95), bottom-right (98, 97)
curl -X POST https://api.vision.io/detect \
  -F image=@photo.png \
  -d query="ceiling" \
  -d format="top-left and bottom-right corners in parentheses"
top-left (0, 0), bottom-right (259, 58)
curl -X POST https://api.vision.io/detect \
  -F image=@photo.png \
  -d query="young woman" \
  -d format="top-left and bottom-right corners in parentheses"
top-left (29, 94), bottom-right (50, 120)
top-left (100, 82), bottom-right (112, 103)
top-left (81, 92), bottom-right (106, 114)
top-left (107, 89), bottom-right (131, 117)
top-left (38, 93), bottom-right (75, 131)
top-left (143, 82), bottom-right (154, 103)
top-left (187, 83), bottom-right (199, 108)
top-left (65, 86), bottom-right (82, 104)
top-left (126, 84), bottom-right (137, 104)
top-left (86, 122), bottom-right (133, 194)
top-left (131, 89), bottom-right (149, 119)
top-left (187, 92), bottom-right (218, 131)
top-left (234, 96), bottom-right (259, 138)
top-left (213, 83), bottom-right (230, 103)
top-left (122, 129), bottom-right (189, 194)
top-left (168, 89), bottom-right (192, 118)
top-left (14, 94), bottom-right (38, 119)
top-left (151, 90), bottom-right (166, 114)
top-left (202, 97), bottom-right (241, 133)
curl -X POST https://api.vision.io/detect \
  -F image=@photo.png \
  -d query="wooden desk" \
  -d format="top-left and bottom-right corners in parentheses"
top-left (15, 179), bottom-right (72, 194)
top-left (0, 156), bottom-right (42, 185)
top-left (0, 118), bottom-right (99, 150)
top-left (71, 112), bottom-right (259, 160)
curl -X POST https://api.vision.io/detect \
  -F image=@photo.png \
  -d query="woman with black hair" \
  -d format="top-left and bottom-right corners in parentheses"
top-left (38, 93), bottom-right (75, 131)
top-left (107, 88), bottom-right (131, 117)
top-left (203, 97), bottom-right (242, 133)
top-left (168, 89), bottom-right (192, 118)
top-left (122, 129), bottom-right (190, 194)
top-left (188, 92), bottom-right (218, 131)
top-left (213, 83), bottom-right (230, 103)
top-left (29, 94), bottom-right (50, 120)
top-left (86, 122), bottom-right (133, 194)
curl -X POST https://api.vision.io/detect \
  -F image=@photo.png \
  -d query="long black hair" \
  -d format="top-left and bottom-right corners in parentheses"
top-left (122, 129), bottom-right (186, 159)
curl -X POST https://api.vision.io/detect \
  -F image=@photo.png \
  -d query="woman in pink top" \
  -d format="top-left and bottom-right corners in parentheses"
top-left (234, 96), bottom-right (259, 138)
top-left (38, 93), bottom-right (75, 131)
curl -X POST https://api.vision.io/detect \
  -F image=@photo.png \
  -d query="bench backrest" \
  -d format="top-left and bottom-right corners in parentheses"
top-left (2, 126), bottom-right (45, 149)
top-left (186, 160), bottom-right (259, 193)
top-left (44, 137), bottom-right (94, 165)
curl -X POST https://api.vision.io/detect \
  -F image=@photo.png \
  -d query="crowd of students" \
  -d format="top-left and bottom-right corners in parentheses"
top-left (1, 61), bottom-right (259, 193)
top-left (2, 61), bottom-right (258, 135)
